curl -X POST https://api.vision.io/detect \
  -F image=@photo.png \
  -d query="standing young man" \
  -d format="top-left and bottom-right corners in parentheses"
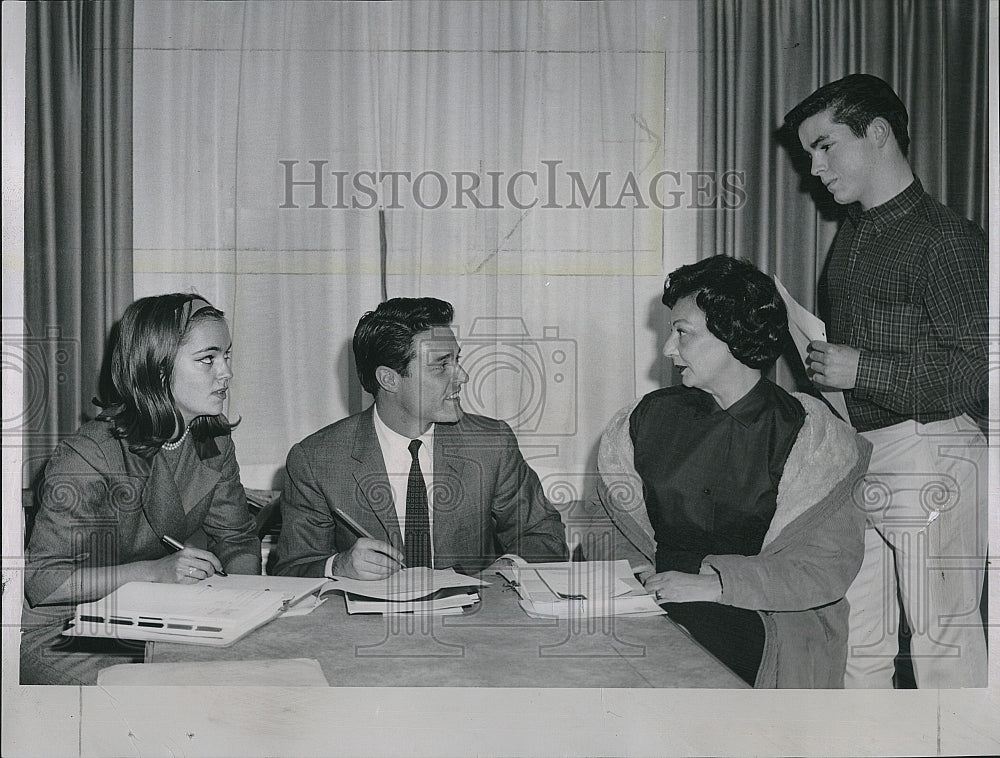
top-left (784, 74), bottom-right (988, 687)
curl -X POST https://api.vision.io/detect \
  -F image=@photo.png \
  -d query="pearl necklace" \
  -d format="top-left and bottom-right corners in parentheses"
top-left (161, 425), bottom-right (190, 451)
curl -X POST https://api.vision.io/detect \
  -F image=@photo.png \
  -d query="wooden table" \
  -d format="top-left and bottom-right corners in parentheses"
top-left (148, 582), bottom-right (747, 688)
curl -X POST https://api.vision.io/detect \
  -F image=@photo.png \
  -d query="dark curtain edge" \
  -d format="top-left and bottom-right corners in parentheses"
top-left (22, 0), bottom-right (134, 483)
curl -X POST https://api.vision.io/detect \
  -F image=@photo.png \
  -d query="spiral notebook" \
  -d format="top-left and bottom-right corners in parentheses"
top-left (62, 574), bottom-right (328, 647)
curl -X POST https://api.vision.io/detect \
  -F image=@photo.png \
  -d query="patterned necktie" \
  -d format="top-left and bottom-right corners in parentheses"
top-left (404, 439), bottom-right (431, 568)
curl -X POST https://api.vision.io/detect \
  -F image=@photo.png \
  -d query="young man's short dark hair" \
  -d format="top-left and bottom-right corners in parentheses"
top-left (783, 73), bottom-right (910, 156)
top-left (352, 297), bottom-right (454, 395)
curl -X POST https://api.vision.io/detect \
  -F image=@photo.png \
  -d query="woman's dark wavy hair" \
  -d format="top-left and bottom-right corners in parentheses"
top-left (662, 255), bottom-right (787, 370)
top-left (96, 293), bottom-right (237, 457)
top-left (353, 297), bottom-right (454, 396)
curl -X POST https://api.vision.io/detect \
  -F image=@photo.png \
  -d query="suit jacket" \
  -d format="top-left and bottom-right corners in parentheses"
top-left (24, 420), bottom-right (261, 617)
top-left (20, 420), bottom-right (261, 685)
top-left (271, 407), bottom-right (568, 577)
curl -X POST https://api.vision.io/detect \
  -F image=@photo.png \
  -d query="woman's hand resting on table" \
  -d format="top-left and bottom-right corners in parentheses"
top-left (643, 564), bottom-right (723, 603)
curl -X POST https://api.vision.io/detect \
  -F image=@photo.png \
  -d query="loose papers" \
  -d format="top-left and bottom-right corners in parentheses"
top-left (495, 558), bottom-right (665, 619)
top-left (323, 567), bottom-right (488, 615)
top-left (773, 276), bottom-right (850, 422)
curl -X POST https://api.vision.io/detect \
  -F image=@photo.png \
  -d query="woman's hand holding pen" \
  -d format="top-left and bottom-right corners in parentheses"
top-left (332, 538), bottom-right (405, 580)
top-left (148, 546), bottom-right (225, 584)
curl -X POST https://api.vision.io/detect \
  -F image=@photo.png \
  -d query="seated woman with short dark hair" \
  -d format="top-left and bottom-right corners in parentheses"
top-left (592, 255), bottom-right (869, 687)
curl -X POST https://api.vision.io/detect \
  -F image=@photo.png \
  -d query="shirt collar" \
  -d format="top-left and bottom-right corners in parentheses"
top-left (724, 378), bottom-right (772, 427)
top-left (848, 177), bottom-right (923, 232)
top-left (689, 378), bottom-right (771, 428)
top-left (372, 403), bottom-right (435, 453)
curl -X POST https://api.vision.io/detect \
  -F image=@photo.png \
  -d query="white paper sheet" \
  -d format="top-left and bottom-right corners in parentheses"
top-left (324, 567), bottom-right (488, 601)
top-left (773, 276), bottom-right (851, 422)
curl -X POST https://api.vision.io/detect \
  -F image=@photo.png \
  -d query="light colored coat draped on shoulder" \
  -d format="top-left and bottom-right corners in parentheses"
top-left (591, 393), bottom-right (871, 688)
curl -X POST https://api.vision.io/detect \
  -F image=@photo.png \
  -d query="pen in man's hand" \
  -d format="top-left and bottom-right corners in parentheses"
top-left (332, 507), bottom-right (376, 539)
top-left (160, 534), bottom-right (228, 576)
top-left (332, 507), bottom-right (405, 568)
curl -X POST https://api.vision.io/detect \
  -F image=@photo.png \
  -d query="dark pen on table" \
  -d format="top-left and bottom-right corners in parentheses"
top-left (332, 507), bottom-right (405, 569)
top-left (160, 534), bottom-right (228, 576)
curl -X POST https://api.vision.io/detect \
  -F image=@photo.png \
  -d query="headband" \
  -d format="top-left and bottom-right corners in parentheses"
top-left (178, 296), bottom-right (213, 331)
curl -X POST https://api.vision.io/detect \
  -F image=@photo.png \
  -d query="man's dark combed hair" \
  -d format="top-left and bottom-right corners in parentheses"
top-left (96, 293), bottom-right (237, 457)
top-left (784, 73), bottom-right (910, 156)
top-left (353, 297), bottom-right (455, 396)
top-left (663, 255), bottom-right (787, 370)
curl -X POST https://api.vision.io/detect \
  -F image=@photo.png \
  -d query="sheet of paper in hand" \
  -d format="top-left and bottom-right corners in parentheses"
top-left (773, 276), bottom-right (850, 421)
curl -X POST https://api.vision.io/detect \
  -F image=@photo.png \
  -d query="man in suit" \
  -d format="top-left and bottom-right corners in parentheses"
top-left (270, 297), bottom-right (568, 578)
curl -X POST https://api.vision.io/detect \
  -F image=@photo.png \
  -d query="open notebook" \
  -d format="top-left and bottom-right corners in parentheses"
top-left (64, 569), bottom-right (490, 644)
top-left (63, 574), bottom-right (328, 647)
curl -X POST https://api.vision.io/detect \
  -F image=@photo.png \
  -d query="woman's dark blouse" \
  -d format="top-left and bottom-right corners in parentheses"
top-left (630, 379), bottom-right (805, 574)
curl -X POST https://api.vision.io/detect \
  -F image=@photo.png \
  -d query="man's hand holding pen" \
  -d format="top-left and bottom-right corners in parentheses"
top-left (330, 506), bottom-right (405, 579)
top-left (331, 538), bottom-right (405, 580)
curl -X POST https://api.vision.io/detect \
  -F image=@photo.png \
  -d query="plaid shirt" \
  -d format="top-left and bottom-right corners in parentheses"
top-left (822, 178), bottom-right (987, 432)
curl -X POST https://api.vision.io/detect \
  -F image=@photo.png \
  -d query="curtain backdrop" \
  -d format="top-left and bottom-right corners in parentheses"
top-left (698, 0), bottom-right (988, 315)
top-left (132, 0), bottom-right (702, 513)
top-left (23, 0), bottom-right (134, 480)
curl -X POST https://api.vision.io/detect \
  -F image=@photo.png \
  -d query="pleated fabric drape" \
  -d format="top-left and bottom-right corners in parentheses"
top-left (23, 0), bottom-right (134, 479)
top-left (132, 0), bottom-right (702, 497)
top-left (698, 0), bottom-right (988, 313)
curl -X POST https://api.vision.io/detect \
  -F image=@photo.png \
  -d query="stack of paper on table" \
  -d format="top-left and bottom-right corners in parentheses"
top-left (64, 574), bottom-right (329, 646)
top-left (323, 567), bottom-right (488, 615)
top-left (495, 558), bottom-right (665, 618)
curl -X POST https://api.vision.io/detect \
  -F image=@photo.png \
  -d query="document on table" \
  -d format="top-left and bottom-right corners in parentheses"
top-left (63, 575), bottom-right (329, 646)
top-left (495, 558), bottom-right (665, 619)
top-left (773, 276), bottom-right (850, 422)
top-left (342, 585), bottom-right (478, 615)
top-left (323, 567), bottom-right (488, 615)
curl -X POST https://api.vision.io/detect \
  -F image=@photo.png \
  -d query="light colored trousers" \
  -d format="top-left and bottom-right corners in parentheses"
top-left (844, 414), bottom-right (988, 688)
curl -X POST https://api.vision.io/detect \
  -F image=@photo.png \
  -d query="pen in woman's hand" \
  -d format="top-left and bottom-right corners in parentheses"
top-left (160, 534), bottom-right (228, 576)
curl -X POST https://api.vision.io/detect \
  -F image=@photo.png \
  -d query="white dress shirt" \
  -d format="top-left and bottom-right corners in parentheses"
top-left (326, 405), bottom-right (435, 577)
